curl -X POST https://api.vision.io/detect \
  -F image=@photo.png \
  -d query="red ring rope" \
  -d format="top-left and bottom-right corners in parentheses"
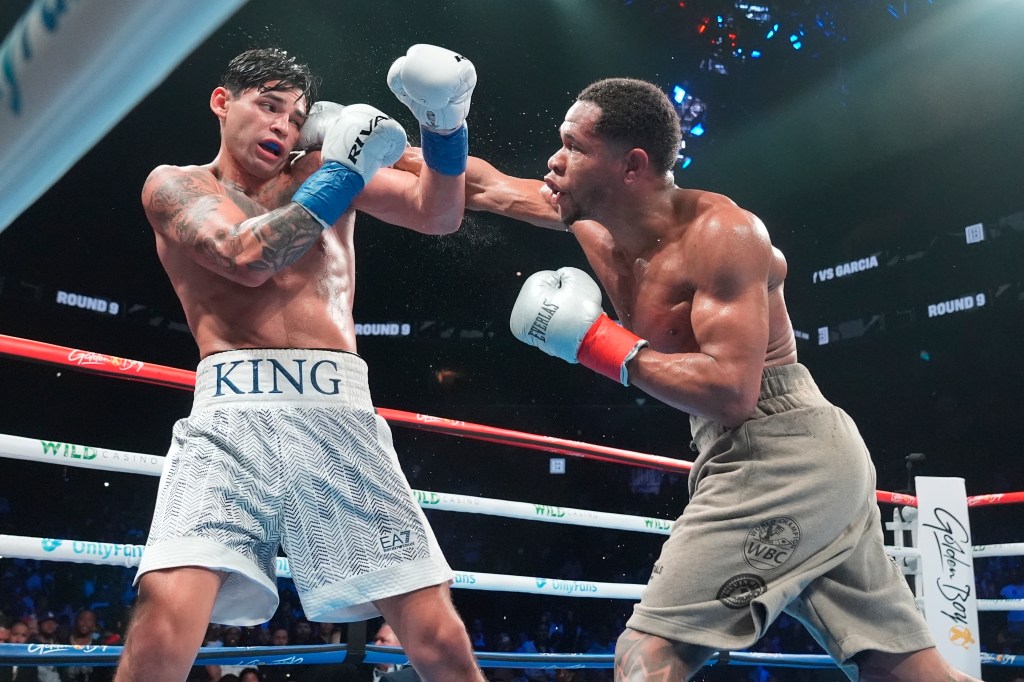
top-left (4, 332), bottom-right (1024, 508)
top-left (0, 333), bottom-right (690, 473)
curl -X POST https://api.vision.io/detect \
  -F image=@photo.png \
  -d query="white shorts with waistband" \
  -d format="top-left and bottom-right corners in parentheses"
top-left (136, 349), bottom-right (453, 625)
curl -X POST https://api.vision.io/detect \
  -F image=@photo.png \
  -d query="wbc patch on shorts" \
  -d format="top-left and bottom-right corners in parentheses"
top-left (743, 516), bottom-right (802, 571)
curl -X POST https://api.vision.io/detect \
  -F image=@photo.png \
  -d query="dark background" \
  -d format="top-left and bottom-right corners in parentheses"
top-left (1, 0), bottom-right (1022, 656)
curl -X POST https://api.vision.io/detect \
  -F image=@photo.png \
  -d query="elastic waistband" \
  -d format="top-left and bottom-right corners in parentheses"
top-left (756, 362), bottom-right (821, 403)
top-left (689, 363), bottom-right (828, 451)
top-left (192, 349), bottom-right (373, 412)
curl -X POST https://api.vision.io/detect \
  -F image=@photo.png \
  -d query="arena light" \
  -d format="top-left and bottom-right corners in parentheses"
top-left (735, 1), bottom-right (771, 23)
top-left (673, 88), bottom-right (708, 136)
top-left (673, 85), bottom-right (687, 104)
top-left (690, 122), bottom-right (705, 137)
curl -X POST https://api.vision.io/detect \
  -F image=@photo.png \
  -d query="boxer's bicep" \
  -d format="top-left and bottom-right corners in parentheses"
top-left (144, 166), bottom-right (319, 285)
top-left (354, 166), bottom-right (465, 235)
top-left (685, 226), bottom-right (773, 414)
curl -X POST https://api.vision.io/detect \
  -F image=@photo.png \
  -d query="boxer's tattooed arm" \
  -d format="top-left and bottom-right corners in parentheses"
top-left (149, 173), bottom-right (210, 232)
top-left (148, 171), bottom-right (323, 275)
top-left (149, 172), bottom-right (224, 246)
top-left (149, 173), bottom-right (245, 273)
top-left (245, 204), bottom-right (323, 273)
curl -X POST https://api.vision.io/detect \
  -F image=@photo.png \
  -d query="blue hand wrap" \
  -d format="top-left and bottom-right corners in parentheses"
top-left (291, 161), bottom-right (365, 229)
top-left (421, 124), bottom-right (468, 176)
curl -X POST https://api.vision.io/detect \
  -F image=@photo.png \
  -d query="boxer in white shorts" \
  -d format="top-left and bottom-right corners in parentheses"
top-left (138, 349), bottom-right (452, 625)
top-left (117, 46), bottom-right (486, 682)
top-left (458, 77), bottom-right (983, 680)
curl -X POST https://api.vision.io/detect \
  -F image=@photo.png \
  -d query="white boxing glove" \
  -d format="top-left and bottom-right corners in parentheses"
top-left (291, 104), bottom-right (407, 228)
top-left (320, 104), bottom-right (407, 183)
top-left (387, 44), bottom-right (476, 133)
top-left (297, 100), bottom-right (347, 150)
top-left (510, 268), bottom-right (648, 386)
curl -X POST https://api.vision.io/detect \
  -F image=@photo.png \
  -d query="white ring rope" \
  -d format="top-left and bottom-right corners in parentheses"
top-left (0, 432), bottom-right (673, 534)
top-left (0, 533), bottom-right (646, 601)
top-left (3, 531), bottom-right (1020, 610)
top-left (8, 432), bottom-right (1024, 556)
top-left (2, 431), bottom-right (1022, 611)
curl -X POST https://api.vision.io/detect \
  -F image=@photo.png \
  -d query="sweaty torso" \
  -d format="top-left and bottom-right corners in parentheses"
top-left (575, 188), bottom-right (797, 367)
top-left (154, 153), bottom-right (358, 359)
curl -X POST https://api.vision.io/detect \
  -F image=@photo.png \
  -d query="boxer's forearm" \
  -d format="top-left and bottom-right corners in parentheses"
top-left (464, 157), bottom-right (564, 230)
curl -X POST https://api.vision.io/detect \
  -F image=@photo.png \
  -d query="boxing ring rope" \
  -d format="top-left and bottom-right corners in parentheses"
top-left (2, 333), bottom-right (1023, 672)
top-left (0, 433), bottom-right (673, 534)
top-left (0, 642), bottom-right (855, 670)
top-left (0, 637), bottom-right (1016, 672)
top-left (0, 334), bottom-right (690, 474)
top-left (3, 430), bottom-right (1024, 578)
top-left (4, 333), bottom-right (1019, 507)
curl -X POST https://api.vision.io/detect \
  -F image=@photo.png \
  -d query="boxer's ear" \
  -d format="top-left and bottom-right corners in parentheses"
top-left (211, 86), bottom-right (231, 120)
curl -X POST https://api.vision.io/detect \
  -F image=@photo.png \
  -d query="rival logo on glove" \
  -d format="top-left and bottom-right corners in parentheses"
top-left (527, 299), bottom-right (560, 343)
top-left (348, 114), bottom-right (393, 166)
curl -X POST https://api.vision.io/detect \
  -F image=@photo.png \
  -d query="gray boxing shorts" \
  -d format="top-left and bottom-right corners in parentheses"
top-left (626, 363), bottom-right (933, 679)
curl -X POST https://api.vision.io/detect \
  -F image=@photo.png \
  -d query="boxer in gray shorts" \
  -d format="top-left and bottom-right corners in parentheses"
top-left (467, 77), bottom-right (982, 679)
top-left (626, 364), bottom-right (933, 678)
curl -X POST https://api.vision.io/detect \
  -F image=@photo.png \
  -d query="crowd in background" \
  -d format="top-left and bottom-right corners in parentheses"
top-left (0, 498), bottom-right (1022, 681)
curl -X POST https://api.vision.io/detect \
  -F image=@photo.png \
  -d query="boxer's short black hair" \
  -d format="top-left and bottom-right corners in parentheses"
top-left (577, 78), bottom-right (681, 174)
top-left (220, 48), bottom-right (319, 108)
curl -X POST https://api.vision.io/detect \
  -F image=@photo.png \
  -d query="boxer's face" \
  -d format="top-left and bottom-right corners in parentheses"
top-left (215, 81), bottom-right (308, 178)
top-left (545, 101), bottom-right (623, 225)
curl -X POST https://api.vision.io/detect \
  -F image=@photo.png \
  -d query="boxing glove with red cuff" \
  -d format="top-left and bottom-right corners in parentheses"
top-left (510, 267), bottom-right (648, 386)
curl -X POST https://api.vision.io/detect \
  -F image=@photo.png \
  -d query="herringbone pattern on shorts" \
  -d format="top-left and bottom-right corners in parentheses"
top-left (148, 405), bottom-right (429, 589)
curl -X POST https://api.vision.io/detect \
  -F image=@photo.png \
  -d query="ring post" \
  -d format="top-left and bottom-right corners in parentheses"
top-left (915, 476), bottom-right (981, 677)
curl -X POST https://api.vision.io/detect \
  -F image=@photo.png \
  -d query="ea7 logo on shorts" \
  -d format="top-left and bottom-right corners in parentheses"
top-left (744, 516), bottom-right (801, 570)
top-left (716, 573), bottom-right (766, 609)
top-left (379, 530), bottom-right (412, 551)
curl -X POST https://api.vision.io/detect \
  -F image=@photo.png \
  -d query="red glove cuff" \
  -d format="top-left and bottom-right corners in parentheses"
top-left (577, 314), bottom-right (648, 385)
